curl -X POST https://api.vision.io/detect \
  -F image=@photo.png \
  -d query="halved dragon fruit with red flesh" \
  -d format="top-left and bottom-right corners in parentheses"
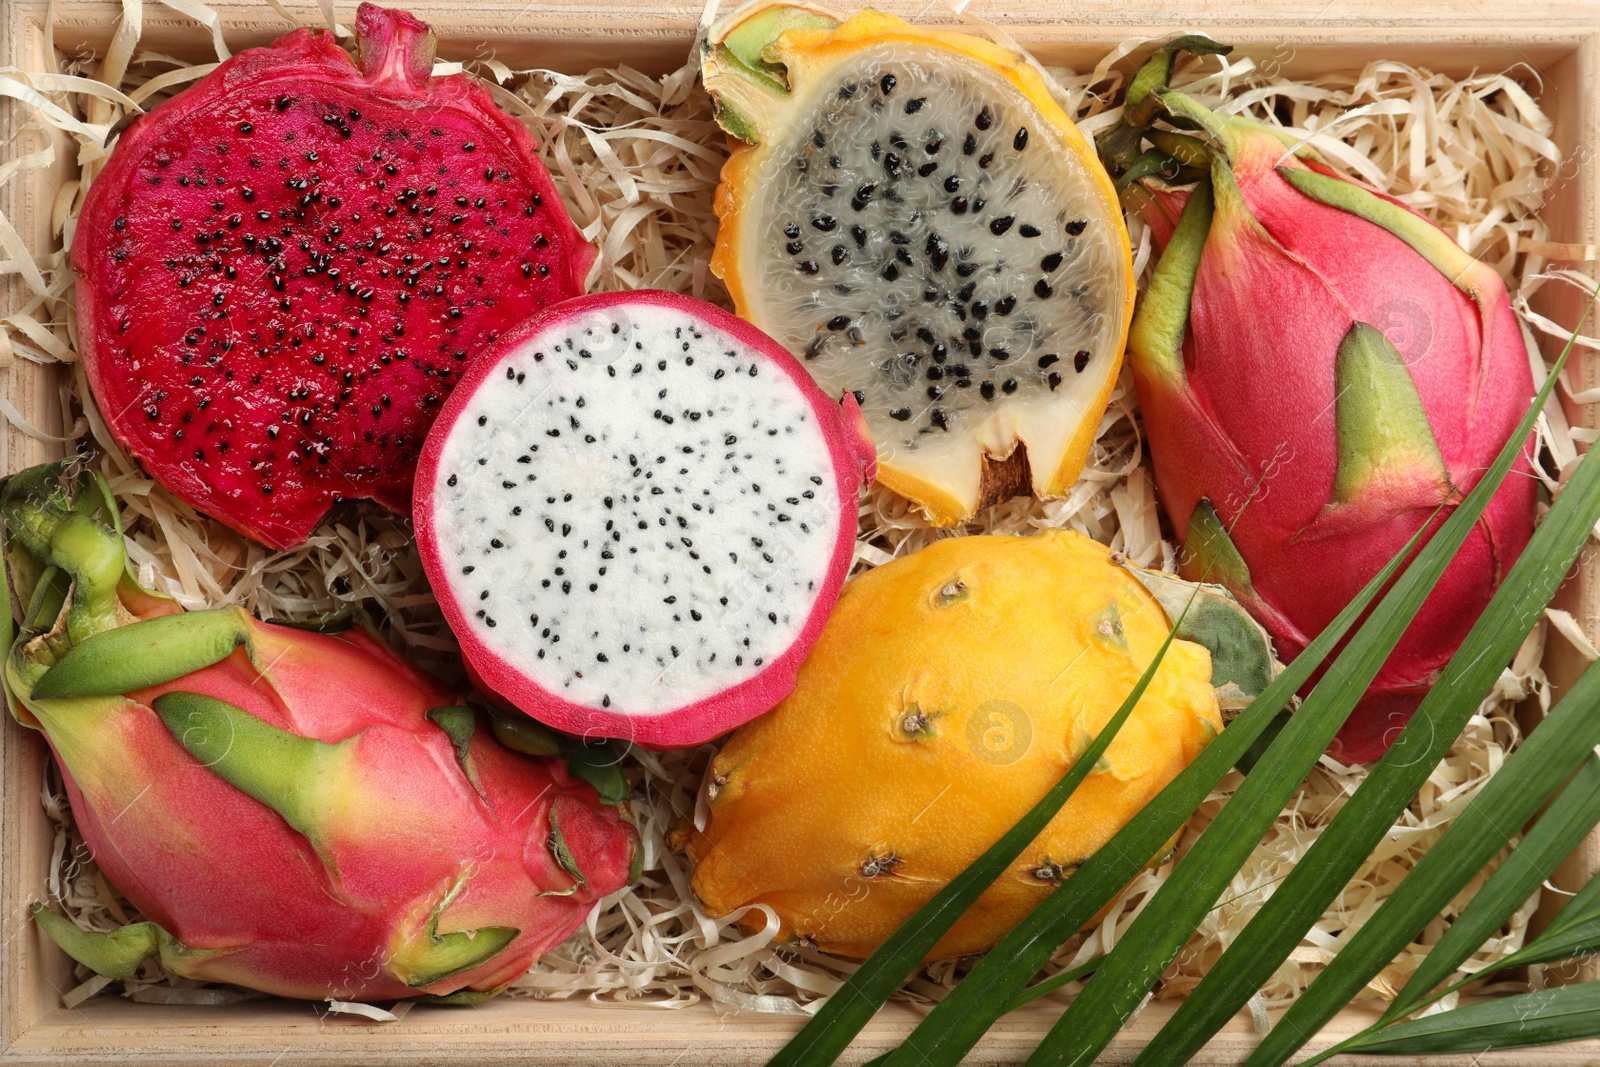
top-left (414, 290), bottom-right (874, 749)
top-left (73, 4), bottom-right (592, 549)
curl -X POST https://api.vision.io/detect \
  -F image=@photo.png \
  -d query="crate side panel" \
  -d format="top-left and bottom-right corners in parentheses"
top-left (1531, 31), bottom-right (1600, 982)
top-left (0, 0), bottom-right (76, 1055)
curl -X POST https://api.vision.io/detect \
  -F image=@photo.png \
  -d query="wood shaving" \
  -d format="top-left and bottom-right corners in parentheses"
top-left (1, 0), bottom-right (1582, 1025)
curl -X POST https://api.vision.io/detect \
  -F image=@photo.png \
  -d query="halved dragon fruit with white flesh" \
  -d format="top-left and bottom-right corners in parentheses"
top-left (414, 290), bottom-right (874, 748)
top-left (702, 4), bottom-right (1134, 526)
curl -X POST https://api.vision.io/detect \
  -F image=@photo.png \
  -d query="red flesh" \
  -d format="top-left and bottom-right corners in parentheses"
top-left (73, 5), bottom-right (592, 548)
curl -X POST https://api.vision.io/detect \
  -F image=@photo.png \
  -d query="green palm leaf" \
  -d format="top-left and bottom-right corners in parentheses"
top-left (1137, 446), bottom-right (1600, 1066)
top-left (1299, 752), bottom-right (1600, 1066)
top-left (1338, 983), bottom-right (1600, 1055)
top-left (1015, 299), bottom-right (1591, 1067)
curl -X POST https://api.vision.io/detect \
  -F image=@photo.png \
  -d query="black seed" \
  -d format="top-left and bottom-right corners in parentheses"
top-left (979, 152), bottom-right (995, 168)
top-left (1038, 353), bottom-right (1060, 368)
top-left (897, 246), bottom-right (914, 267)
top-left (1041, 251), bottom-right (1064, 271)
top-left (880, 72), bottom-right (897, 94)
top-left (1035, 278), bottom-right (1054, 299)
top-left (812, 215), bottom-right (837, 232)
top-left (786, 240), bottom-right (805, 255)
top-left (1075, 349), bottom-right (1091, 372)
top-left (1013, 127), bottom-right (1029, 150)
top-left (827, 315), bottom-right (850, 331)
top-left (917, 161), bottom-right (938, 176)
top-left (832, 245), bottom-right (849, 265)
top-left (926, 234), bottom-right (950, 270)
top-left (813, 128), bottom-right (826, 148)
top-left (963, 132), bottom-right (977, 155)
top-left (931, 342), bottom-right (948, 362)
top-left (905, 97), bottom-right (926, 113)
top-left (882, 263), bottom-right (900, 281)
top-left (976, 105), bottom-right (993, 130)
top-left (1019, 224), bottom-right (1041, 238)
top-left (1048, 371), bottom-right (1063, 390)
top-left (930, 407), bottom-right (949, 430)
top-left (238, 122), bottom-right (253, 134)
top-left (951, 196), bottom-right (969, 215)
top-left (944, 174), bottom-right (961, 193)
top-left (852, 224), bottom-right (867, 248)
top-left (927, 385), bottom-right (943, 400)
top-left (989, 348), bottom-right (1009, 361)
top-left (980, 380), bottom-right (996, 400)
top-left (1066, 219), bottom-right (1088, 236)
top-left (972, 301), bottom-right (989, 320)
top-left (785, 222), bottom-right (801, 239)
top-left (927, 365), bottom-right (944, 381)
top-left (798, 260), bottom-right (820, 274)
top-left (990, 215), bottom-right (1015, 236)
top-left (996, 295), bottom-right (1017, 316)
top-left (956, 260), bottom-right (979, 277)
top-left (890, 407), bottom-right (911, 421)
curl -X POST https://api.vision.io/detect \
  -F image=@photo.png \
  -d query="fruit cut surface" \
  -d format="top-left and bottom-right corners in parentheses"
top-left (73, 5), bottom-right (591, 548)
top-left (415, 290), bottom-right (872, 748)
top-left (709, 10), bottom-right (1134, 524)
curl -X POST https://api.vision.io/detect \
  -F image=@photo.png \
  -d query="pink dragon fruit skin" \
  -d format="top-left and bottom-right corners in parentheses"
top-left (6, 462), bottom-right (637, 1002)
top-left (1126, 92), bottom-right (1536, 762)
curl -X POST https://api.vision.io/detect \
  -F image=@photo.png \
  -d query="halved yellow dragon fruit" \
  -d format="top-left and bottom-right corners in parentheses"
top-left (703, 4), bottom-right (1134, 524)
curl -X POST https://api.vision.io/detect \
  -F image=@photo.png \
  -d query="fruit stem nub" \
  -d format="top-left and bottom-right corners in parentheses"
top-left (356, 2), bottom-right (436, 88)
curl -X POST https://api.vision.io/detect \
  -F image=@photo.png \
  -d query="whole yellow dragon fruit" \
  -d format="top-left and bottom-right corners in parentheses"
top-left (682, 531), bottom-right (1270, 959)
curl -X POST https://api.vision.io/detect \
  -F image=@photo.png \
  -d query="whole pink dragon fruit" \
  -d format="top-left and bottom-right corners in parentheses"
top-left (6, 461), bottom-right (636, 1002)
top-left (72, 4), bottom-right (592, 549)
top-left (1124, 88), bottom-right (1535, 762)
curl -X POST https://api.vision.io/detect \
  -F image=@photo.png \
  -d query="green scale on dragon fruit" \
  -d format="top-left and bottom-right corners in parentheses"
top-left (72, 4), bottom-right (591, 550)
top-left (414, 290), bottom-right (875, 749)
top-left (1124, 88), bottom-right (1536, 762)
top-left (6, 461), bottom-right (637, 1003)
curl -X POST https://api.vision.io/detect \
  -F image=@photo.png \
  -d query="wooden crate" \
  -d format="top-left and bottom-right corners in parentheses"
top-left (1, 0), bottom-right (1598, 1062)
